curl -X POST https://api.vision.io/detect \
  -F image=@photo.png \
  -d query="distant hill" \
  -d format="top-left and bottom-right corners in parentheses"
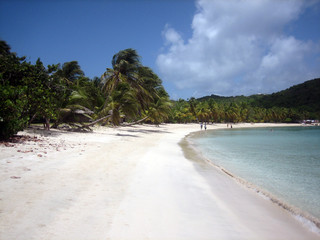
top-left (198, 78), bottom-right (320, 112)
top-left (254, 78), bottom-right (320, 111)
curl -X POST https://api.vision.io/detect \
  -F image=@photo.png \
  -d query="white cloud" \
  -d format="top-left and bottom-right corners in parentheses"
top-left (162, 25), bottom-right (184, 46)
top-left (157, 0), bottom-right (320, 98)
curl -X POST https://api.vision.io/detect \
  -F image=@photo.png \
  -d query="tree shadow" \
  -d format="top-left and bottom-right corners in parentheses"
top-left (24, 126), bottom-right (95, 137)
top-left (115, 133), bottom-right (140, 138)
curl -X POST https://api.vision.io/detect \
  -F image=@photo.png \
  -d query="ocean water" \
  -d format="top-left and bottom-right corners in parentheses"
top-left (190, 126), bottom-right (320, 224)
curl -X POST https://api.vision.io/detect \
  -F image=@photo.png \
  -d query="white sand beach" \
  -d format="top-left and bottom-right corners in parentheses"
top-left (0, 123), bottom-right (319, 240)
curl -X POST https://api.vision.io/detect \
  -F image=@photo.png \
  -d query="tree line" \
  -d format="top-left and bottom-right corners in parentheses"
top-left (169, 77), bottom-right (319, 124)
top-left (1, 39), bottom-right (318, 139)
top-left (168, 97), bottom-right (313, 124)
top-left (0, 40), bottom-right (171, 139)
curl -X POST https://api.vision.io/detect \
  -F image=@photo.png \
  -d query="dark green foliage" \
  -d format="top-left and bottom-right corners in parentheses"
top-left (0, 85), bottom-right (28, 139)
top-left (26, 59), bottom-right (59, 124)
top-left (199, 78), bottom-right (320, 111)
top-left (0, 40), bottom-right (59, 138)
top-left (171, 79), bottom-right (320, 123)
top-left (55, 61), bottom-right (84, 83)
top-left (1, 41), bottom-right (169, 134)
top-left (0, 41), bottom-right (29, 139)
top-left (0, 40), bottom-right (106, 137)
top-left (2, 37), bottom-right (318, 134)
top-left (254, 78), bottom-right (320, 112)
top-left (101, 49), bottom-right (171, 125)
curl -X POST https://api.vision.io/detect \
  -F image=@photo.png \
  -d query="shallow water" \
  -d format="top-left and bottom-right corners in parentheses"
top-left (191, 126), bottom-right (320, 221)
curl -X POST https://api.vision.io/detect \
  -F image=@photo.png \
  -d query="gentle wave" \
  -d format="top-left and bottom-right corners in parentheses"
top-left (181, 131), bottom-right (320, 235)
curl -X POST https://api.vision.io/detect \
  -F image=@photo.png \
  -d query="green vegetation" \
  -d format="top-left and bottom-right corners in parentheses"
top-left (170, 79), bottom-right (320, 123)
top-left (100, 48), bottom-right (171, 125)
top-left (0, 40), bottom-right (60, 138)
top-left (1, 39), bottom-right (319, 139)
top-left (0, 40), bottom-right (170, 139)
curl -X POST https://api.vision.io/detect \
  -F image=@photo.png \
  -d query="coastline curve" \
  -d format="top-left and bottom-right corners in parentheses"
top-left (180, 129), bottom-right (320, 236)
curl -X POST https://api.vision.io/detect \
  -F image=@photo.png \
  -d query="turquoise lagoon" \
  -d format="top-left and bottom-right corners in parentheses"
top-left (190, 126), bottom-right (320, 227)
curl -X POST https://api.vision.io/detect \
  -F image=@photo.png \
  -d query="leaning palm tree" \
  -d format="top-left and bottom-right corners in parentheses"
top-left (102, 49), bottom-right (141, 92)
top-left (56, 61), bottom-right (84, 83)
top-left (99, 48), bottom-right (171, 126)
top-left (145, 96), bottom-right (172, 124)
top-left (100, 82), bottom-right (139, 125)
top-left (101, 49), bottom-right (151, 124)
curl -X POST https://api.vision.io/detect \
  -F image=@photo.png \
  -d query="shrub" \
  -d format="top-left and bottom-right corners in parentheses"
top-left (0, 85), bottom-right (28, 140)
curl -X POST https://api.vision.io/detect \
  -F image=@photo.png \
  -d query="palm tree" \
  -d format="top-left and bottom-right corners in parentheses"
top-left (102, 49), bottom-right (141, 92)
top-left (51, 62), bottom-right (103, 128)
top-left (196, 102), bottom-right (210, 122)
top-left (144, 96), bottom-right (172, 124)
top-left (101, 49), bottom-right (143, 125)
top-left (188, 97), bottom-right (198, 120)
top-left (56, 61), bottom-right (84, 84)
top-left (100, 48), bottom-right (170, 126)
top-left (100, 82), bottom-right (139, 125)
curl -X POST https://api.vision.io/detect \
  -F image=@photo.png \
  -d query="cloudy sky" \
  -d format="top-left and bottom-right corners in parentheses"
top-left (1, 0), bottom-right (320, 99)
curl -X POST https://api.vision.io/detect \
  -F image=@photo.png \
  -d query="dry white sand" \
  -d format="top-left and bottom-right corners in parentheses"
top-left (0, 123), bottom-right (319, 240)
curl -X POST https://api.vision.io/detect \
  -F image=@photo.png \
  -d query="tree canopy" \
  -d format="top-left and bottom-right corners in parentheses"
top-left (1, 39), bottom-right (319, 139)
top-left (0, 41), bottom-right (171, 139)
top-left (169, 78), bottom-right (320, 124)
top-left (100, 48), bottom-right (171, 125)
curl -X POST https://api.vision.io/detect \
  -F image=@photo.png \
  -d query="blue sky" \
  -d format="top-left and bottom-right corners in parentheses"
top-left (1, 0), bottom-right (320, 99)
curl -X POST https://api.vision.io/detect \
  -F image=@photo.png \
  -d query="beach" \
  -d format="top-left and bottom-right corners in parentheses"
top-left (0, 123), bottom-right (319, 240)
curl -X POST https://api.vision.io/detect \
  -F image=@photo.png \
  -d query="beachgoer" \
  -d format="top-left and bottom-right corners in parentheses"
top-left (231, 124), bottom-right (233, 128)
top-left (200, 122), bottom-right (203, 130)
top-left (204, 122), bottom-right (207, 130)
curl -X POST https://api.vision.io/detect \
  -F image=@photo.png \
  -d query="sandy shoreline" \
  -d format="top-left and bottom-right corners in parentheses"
top-left (0, 123), bottom-right (319, 239)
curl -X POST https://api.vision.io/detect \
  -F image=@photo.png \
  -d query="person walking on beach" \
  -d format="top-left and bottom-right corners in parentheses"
top-left (200, 122), bottom-right (203, 130)
top-left (204, 122), bottom-right (207, 130)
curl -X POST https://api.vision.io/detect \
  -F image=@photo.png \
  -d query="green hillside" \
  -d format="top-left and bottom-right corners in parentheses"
top-left (254, 78), bottom-right (320, 112)
top-left (166, 78), bottom-right (320, 124)
top-left (198, 78), bottom-right (320, 112)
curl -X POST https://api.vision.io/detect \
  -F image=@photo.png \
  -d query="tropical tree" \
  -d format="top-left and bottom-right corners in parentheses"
top-left (26, 59), bottom-right (59, 129)
top-left (169, 99), bottom-right (191, 123)
top-left (101, 82), bottom-right (139, 125)
top-left (196, 101), bottom-right (210, 122)
top-left (100, 49), bottom-right (170, 125)
top-left (188, 97), bottom-right (198, 120)
top-left (207, 98), bottom-right (220, 123)
top-left (55, 61), bottom-right (84, 84)
top-left (0, 41), bottom-right (29, 139)
top-left (0, 41), bottom-right (60, 136)
top-left (144, 95), bottom-right (172, 124)
top-left (102, 49), bottom-right (141, 92)
top-left (50, 62), bottom-right (104, 128)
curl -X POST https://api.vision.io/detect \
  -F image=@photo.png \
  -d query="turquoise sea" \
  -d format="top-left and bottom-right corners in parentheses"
top-left (190, 126), bottom-right (320, 229)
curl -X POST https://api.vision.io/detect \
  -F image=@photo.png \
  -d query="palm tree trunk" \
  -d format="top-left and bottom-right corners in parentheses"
top-left (81, 114), bottom-right (111, 128)
top-left (123, 116), bottom-right (149, 126)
